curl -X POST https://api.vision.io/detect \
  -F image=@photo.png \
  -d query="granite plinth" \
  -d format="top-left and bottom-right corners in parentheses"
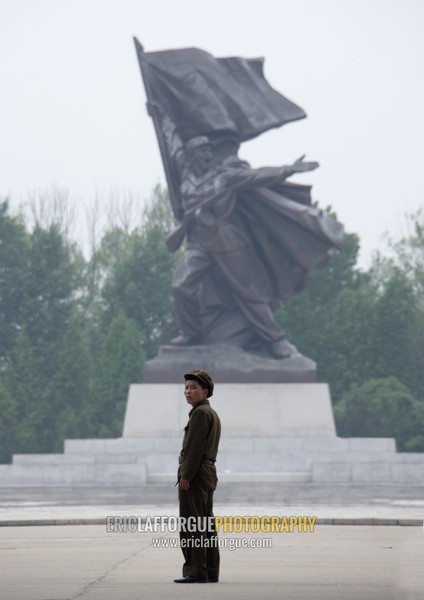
top-left (2, 382), bottom-right (424, 485)
top-left (123, 383), bottom-right (335, 437)
top-left (142, 343), bottom-right (316, 383)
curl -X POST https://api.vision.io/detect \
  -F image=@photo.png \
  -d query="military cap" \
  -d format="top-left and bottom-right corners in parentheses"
top-left (184, 370), bottom-right (214, 398)
top-left (185, 136), bottom-right (211, 151)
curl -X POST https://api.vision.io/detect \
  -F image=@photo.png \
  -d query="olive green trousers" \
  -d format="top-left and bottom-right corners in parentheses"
top-left (178, 470), bottom-right (220, 580)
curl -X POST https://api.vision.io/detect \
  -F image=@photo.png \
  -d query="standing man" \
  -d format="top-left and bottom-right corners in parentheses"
top-left (174, 370), bottom-right (221, 584)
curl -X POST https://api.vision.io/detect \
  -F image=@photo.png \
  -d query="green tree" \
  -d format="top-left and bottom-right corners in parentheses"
top-left (102, 225), bottom-right (176, 358)
top-left (386, 208), bottom-right (424, 299)
top-left (0, 207), bottom-right (88, 458)
top-left (276, 232), bottom-right (377, 402)
top-left (372, 270), bottom-right (417, 386)
top-left (90, 314), bottom-right (144, 437)
top-left (370, 209), bottom-right (424, 398)
top-left (315, 287), bottom-right (379, 402)
top-left (334, 377), bottom-right (424, 451)
top-left (49, 311), bottom-right (93, 447)
top-left (0, 382), bottom-right (16, 463)
top-left (409, 309), bottom-right (424, 399)
top-left (276, 232), bottom-right (364, 354)
top-left (23, 224), bottom-right (81, 379)
top-left (5, 330), bottom-right (45, 453)
top-left (87, 185), bottom-right (178, 359)
top-left (0, 201), bottom-right (30, 365)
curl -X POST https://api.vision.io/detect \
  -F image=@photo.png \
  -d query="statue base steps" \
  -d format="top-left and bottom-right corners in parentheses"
top-left (1, 384), bottom-right (424, 485)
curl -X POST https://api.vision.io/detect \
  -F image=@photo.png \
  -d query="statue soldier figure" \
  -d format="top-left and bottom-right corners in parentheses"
top-left (170, 135), bottom-right (320, 358)
top-left (134, 41), bottom-right (344, 359)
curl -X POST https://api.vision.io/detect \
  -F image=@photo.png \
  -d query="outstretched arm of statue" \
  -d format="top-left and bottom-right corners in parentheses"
top-left (290, 154), bottom-right (319, 174)
top-left (225, 155), bottom-right (319, 190)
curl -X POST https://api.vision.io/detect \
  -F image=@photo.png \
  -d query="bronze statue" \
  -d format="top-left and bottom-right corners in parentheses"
top-left (135, 40), bottom-right (344, 359)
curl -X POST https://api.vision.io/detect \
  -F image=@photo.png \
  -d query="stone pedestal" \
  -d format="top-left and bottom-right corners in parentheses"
top-left (142, 344), bottom-right (317, 383)
top-left (123, 383), bottom-right (335, 437)
top-left (1, 382), bottom-right (424, 485)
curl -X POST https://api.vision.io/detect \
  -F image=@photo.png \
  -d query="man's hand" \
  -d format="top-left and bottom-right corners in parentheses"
top-left (291, 154), bottom-right (319, 173)
top-left (179, 478), bottom-right (190, 490)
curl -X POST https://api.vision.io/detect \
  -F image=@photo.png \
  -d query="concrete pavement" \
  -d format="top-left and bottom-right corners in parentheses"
top-left (0, 482), bottom-right (423, 599)
top-left (1, 482), bottom-right (424, 524)
top-left (1, 524), bottom-right (423, 599)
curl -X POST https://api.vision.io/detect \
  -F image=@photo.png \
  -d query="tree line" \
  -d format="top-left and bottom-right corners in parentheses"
top-left (0, 189), bottom-right (423, 462)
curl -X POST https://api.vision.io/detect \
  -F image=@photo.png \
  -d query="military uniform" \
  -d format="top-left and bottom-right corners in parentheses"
top-left (177, 389), bottom-right (221, 582)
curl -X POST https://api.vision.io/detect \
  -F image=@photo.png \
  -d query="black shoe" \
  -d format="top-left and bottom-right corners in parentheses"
top-left (173, 576), bottom-right (208, 583)
top-left (208, 577), bottom-right (219, 582)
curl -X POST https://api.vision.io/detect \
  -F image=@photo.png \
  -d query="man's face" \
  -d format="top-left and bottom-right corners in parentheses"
top-left (190, 144), bottom-right (213, 174)
top-left (184, 379), bottom-right (208, 406)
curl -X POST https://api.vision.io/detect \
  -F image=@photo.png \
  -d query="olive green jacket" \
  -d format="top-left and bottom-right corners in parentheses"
top-left (178, 399), bottom-right (221, 481)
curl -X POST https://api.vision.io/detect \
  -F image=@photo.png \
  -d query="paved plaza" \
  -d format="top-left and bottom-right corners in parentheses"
top-left (1, 481), bottom-right (424, 524)
top-left (1, 523), bottom-right (423, 599)
top-left (0, 482), bottom-right (423, 598)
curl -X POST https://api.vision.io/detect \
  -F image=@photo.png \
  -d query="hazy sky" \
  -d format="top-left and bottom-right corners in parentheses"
top-left (1, 0), bottom-right (423, 266)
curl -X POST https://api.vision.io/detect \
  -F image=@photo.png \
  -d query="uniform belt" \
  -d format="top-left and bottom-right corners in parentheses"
top-left (179, 456), bottom-right (215, 465)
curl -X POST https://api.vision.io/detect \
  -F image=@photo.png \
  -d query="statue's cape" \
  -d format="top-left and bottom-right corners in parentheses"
top-left (229, 181), bottom-right (344, 306)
